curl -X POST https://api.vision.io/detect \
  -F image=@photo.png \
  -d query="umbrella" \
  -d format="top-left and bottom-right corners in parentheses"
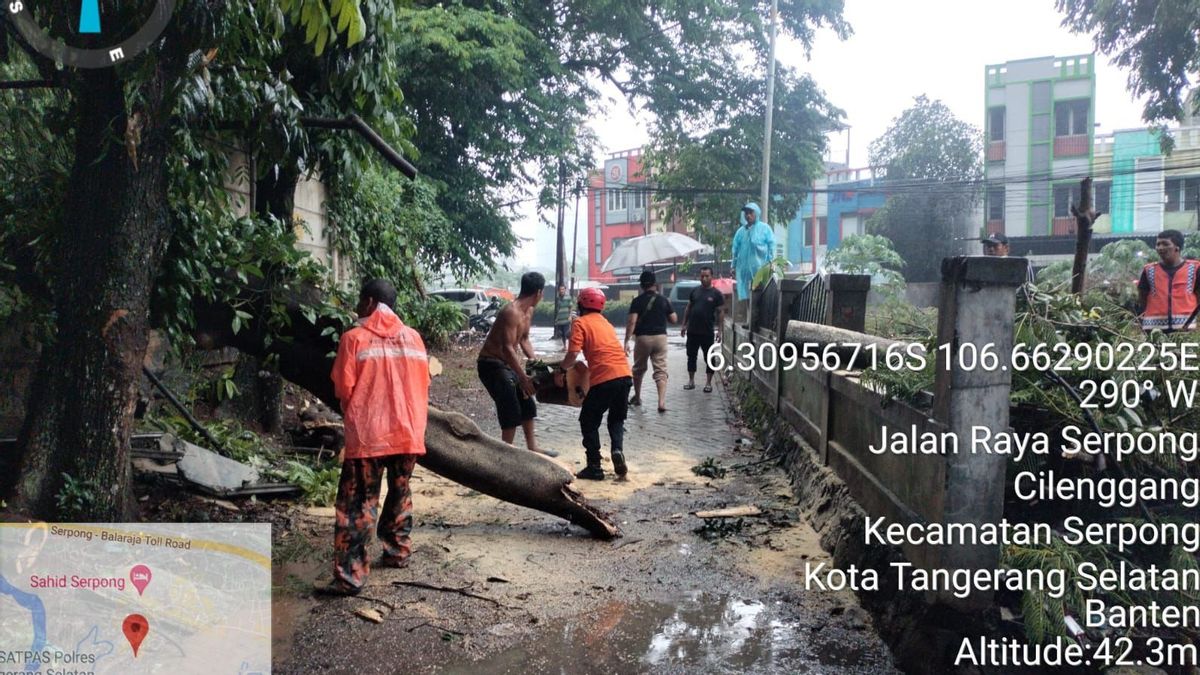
top-left (480, 287), bottom-right (514, 301)
top-left (571, 279), bottom-right (609, 290)
top-left (711, 277), bottom-right (735, 295)
top-left (601, 232), bottom-right (707, 273)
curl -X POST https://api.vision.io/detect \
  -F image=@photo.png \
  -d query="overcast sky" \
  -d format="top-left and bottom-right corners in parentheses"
top-left (507, 0), bottom-right (1151, 272)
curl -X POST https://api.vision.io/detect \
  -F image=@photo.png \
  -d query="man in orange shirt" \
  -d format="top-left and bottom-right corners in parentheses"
top-left (557, 288), bottom-right (634, 480)
top-left (319, 279), bottom-right (430, 596)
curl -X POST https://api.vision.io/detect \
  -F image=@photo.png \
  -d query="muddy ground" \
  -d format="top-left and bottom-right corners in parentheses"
top-left (268, 329), bottom-right (898, 674)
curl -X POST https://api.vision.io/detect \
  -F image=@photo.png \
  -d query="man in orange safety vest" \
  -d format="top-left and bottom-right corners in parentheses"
top-left (1138, 229), bottom-right (1200, 333)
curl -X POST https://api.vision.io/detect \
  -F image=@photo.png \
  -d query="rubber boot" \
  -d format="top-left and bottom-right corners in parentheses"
top-left (610, 450), bottom-right (627, 478)
top-left (575, 448), bottom-right (605, 481)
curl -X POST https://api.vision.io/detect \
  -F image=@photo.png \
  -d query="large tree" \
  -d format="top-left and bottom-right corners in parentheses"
top-left (1, 0), bottom-right (853, 520)
top-left (646, 70), bottom-right (844, 260)
top-left (867, 95), bottom-right (982, 282)
top-left (1057, 0), bottom-right (1200, 128)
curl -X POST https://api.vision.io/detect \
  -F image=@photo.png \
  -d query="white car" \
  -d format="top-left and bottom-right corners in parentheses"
top-left (429, 289), bottom-right (491, 316)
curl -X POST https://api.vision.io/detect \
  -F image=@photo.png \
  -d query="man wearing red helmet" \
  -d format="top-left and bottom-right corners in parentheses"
top-left (557, 288), bottom-right (634, 480)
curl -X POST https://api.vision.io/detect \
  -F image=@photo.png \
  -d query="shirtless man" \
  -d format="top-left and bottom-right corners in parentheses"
top-left (477, 271), bottom-right (557, 456)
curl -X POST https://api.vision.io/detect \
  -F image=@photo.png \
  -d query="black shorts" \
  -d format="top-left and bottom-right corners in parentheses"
top-left (553, 322), bottom-right (571, 340)
top-left (477, 357), bottom-right (537, 429)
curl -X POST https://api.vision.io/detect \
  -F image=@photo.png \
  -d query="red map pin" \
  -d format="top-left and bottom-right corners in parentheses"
top-left (123, 614), bottom-right (149, 657)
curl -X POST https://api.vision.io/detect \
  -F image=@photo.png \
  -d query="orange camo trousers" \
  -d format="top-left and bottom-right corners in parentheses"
top-left (332, 454), bottom-right (418, 590)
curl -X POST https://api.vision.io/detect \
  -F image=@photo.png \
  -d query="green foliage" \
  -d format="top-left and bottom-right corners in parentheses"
top-left (751, 256), bottom-right (790, 291)
top-left (54, 473), bottom-right (99, 520)
top-left (647, 72), bottom-right (843, 258)
top-left (1034, 238), bottom-right (1153, 309)
top-left (277, 0), bottom-right (368, 54)
top-left (398, 297), bottom-right (466, 351)
top-left (146, 413), bottom-right (273, 465)
top-left (284, 460), bottom-right (341, 506)
top-left (824, 234), bottom-right (906, 297)
top-left (327, 166), bottom-right (461, 282)
top-left (1057, 0), bottom-right (1200, 129)
top-left (867, 96), bottom-right (982, 282)
top-left (691, 457), bottom-right (728, 479)
top-left (213, 369), bottom-right (242, 403)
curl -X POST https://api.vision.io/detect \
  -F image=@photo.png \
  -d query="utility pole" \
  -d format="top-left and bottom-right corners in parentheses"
top-left (570, 178), bottom-right (582, 296)
top-left (554, 160), bottom-right (567, 320)
top-left (759, 0), bottom-right (779, 224)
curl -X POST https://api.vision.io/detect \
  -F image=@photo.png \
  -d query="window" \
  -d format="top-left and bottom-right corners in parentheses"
top-left (804, 217), bottom-right (828, 246)
top-left (1094, 181), bottom-right (1110, 213)
top-left (988, 107), bottom-right (1005, 142)
top-left (1054, 99), bottom-right (1089, 136)
top-left (611, 236), bottom-right (632, 256)
top-left (606, 188), bottom-right (626, 212)
top-left (987, 187), bottom-right (1004, 221)
top-left (1165, 177), bottom-right (1200, 212)
top-left (594, 227), bottom-right (601, 261)
top-left (1053, 184), bottom-right (1081, 218)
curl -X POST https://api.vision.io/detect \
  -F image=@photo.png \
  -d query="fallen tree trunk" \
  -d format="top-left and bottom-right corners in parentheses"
top-left (191, 297), bottom-right (620, 539)
top-left (423, 409), bottom-right (619, 539)
top-left (785, 320), bottom-right (908, 371)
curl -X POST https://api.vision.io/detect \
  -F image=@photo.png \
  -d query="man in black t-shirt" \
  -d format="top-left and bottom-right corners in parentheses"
top-left (681, 266), bottom-right (725, 393)
top-left (624, 270), bottom-right (677, 412)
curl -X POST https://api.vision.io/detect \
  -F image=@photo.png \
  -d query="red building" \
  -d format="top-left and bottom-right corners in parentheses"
top-left (586, 148), bottom-right (687, 282)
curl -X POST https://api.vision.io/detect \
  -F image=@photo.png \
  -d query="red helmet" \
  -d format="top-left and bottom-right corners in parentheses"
top-left (578, 287), bottom-right (606, 311)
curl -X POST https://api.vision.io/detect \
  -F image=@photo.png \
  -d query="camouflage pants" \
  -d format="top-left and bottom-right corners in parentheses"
top-left (332, 454), bottom-right (418, 590)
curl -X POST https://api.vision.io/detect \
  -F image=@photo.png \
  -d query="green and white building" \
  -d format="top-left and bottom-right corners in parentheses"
top-left (984, 55), bottom-right (1200, 264)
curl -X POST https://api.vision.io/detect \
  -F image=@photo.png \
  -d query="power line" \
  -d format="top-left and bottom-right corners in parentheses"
top-left (580, 157), bottom-right (1200, 200)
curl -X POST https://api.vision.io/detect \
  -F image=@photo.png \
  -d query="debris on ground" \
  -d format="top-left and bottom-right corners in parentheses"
top-left (694, 504), bottom-right (761, 519)
top-left (690, 457), bottom-right (727, 479)
top-left (131, 433), bottom-right (302, 498)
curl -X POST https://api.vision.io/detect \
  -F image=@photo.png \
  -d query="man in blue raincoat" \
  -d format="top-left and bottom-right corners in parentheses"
top-left (731, 202), bottom-right (775, 301)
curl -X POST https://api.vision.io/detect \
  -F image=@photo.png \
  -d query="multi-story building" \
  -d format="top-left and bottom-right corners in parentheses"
top-left (983, 54), bottom-right (1097, 239)
top-left (785, 166), bottom-right (889, 270)
top-left (586, 148), bottom-right (687, 281)
top-left (984, 55), bottom-right (1200, 266)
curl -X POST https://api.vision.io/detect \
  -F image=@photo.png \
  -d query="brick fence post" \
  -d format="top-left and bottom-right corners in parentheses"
top-left (932, 255), bottom-right (1026, 610)
top-left (824, 274), bottom-right (871, 332)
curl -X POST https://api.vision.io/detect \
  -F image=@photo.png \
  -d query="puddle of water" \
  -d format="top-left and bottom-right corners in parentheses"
top-left (272, 556), bottom-right (324, 665)
top-left (436, 593), bottom-right (887, 674)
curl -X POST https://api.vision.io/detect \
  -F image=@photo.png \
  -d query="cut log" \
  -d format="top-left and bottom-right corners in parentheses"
top-left (421, 408), bottom-right (619, 540)
top-left (784, 320), bottom-right (906, 371)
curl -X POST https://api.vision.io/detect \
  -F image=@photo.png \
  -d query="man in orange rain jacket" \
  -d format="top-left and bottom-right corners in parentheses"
top-left (318, 279), bottom-right (430, 596)
top-left (1138, 229), bottom-right (1200, 333)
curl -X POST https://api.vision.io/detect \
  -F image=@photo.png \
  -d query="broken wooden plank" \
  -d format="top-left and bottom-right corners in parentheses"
top-left (693, 505), bottom-right (762, 519)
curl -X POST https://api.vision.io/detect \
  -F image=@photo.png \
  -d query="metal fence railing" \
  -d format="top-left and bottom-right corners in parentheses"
top-left (788, 274), bottom-right (828, 325)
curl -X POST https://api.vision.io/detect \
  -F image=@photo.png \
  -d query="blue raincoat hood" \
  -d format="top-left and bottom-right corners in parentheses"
top-left (739, 202), bottom-right (762, 227)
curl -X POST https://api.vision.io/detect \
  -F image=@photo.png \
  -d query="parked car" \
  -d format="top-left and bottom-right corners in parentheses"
top-left (429, 288), bottom-right (491, 316)
top-left (666, 280), bottom-right (700, 317)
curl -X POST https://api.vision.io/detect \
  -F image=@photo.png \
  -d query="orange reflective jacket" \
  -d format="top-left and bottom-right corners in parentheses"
top-left (1141, 260), bottom-right (1200, 332)
top-left (332, 304), bottom-right (430, 458)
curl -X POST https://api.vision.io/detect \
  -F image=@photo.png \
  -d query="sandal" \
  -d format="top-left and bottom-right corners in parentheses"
top-left (683, 384), bottom-right (696, 390)
top-left (703, 385), bottom-right (713, 393)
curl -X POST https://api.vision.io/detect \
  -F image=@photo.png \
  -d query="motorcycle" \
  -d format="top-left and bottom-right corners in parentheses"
top-left (468, 297), bottom-right (501, 332)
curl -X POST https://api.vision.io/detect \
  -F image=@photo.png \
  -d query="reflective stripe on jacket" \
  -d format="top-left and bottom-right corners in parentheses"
top-left (1141, 260), bottom-right (1200, 332)
top-left (332, 304), bottom-right (430, 458)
